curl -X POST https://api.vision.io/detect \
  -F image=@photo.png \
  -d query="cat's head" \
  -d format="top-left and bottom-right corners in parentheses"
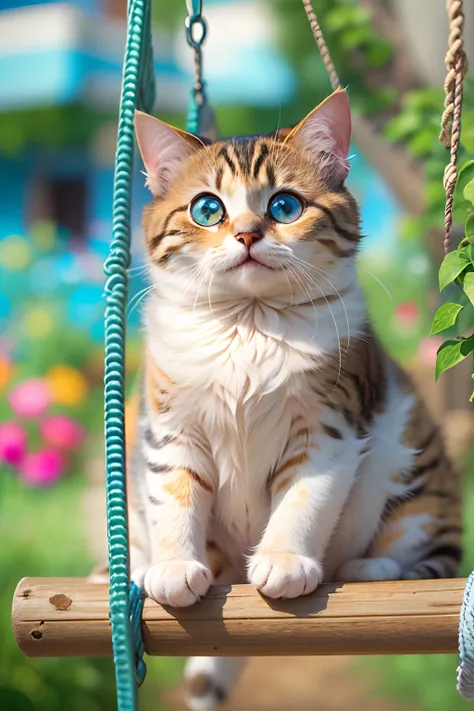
top-left (135, 88), bottom-right (360, 304)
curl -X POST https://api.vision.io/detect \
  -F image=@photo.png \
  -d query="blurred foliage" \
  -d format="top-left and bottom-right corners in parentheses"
top-left (0, 472), bottom-right (182, 711)
top-left (384, 81), bottom-right (474, 390)
top-left (0, 105), bottom-right (108, 158)
top-left (384, 81), bottom-right (474, 241)
top-left (272, 0), bottom-right (395, 119)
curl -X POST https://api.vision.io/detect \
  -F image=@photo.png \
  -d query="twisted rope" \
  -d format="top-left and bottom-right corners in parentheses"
top-left (301, 0), bottom-right (341, 91)
top-left (437, 1), bottom-right (474, 700)
top-left (458, 571), bottom-right (474, 700)
top-left (439, 0), bottom-right (468, 253)
top-left (104, 0), bottom-right (154, 707)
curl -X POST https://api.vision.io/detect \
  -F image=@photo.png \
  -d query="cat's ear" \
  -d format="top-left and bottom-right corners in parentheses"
top-left (134, 111), bottom-right (203, 197)
top-left (284, 88), bottom-right (351, 185)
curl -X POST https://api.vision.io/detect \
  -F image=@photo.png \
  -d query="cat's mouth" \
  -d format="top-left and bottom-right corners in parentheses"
top-left (229, 254), bottom-right (273, 271)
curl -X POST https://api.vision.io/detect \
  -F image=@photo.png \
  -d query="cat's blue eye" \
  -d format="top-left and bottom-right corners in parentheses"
top-left (190, 195), bottom-right (225, 227)
top-left (268, 193), bottom-right (304, 224)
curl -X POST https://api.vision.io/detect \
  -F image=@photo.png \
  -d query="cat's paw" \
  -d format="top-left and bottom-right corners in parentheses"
top-left (143, 560), bottom-right (212, 607)
top-left (248, 551), bottom-right (322, 599)
top-left (334, 556), bottom-right (402, 582)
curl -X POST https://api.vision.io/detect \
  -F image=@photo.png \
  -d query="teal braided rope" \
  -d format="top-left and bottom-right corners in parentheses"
top-left (186, 95), bottom-right (200, 134)
top-left (138, 0), bottom-right (155, 113)
top-left (104, 0), bottom-right (154, 708)
top-left (130, 582), bottom-right (147, 686)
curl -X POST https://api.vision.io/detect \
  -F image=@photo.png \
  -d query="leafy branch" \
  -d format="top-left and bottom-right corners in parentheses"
top-left (430, 160), bottom-right (474, 400)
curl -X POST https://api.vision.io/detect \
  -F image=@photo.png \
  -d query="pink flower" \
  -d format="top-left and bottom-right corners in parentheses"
top-left (418, 336), bottom-right (443, 364)
top-left (0, 422), bottom-right (27, 467)
top-left (40, 415), bottom-right (85, 451)
top-left (395, 301), bottom-right (420, 326)
top-left (20, 448), bottom-right (66, 486)
top-left (8, 379), bottom-right (51, 419)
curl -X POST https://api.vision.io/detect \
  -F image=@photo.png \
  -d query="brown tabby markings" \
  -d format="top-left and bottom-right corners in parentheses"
top-left (268, 452), bottom-right (309, 490)
top-left (146, 358), bottom-right (172, 413)
top-left (141, 136), bottom-right (362, 268)
top-left (321, 423), bottom-right (343, 440)
top-left (127, 113), bottom-right (462, 603)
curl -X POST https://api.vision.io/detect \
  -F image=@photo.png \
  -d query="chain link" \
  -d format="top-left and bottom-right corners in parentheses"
top-left (185, 0), bottom-right (208, 125)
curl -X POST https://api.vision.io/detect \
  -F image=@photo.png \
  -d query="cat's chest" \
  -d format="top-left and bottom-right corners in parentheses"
top-left (196, 382), bottom-right (309, 551)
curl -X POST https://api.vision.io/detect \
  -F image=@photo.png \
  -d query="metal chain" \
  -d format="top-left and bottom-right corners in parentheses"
top-left (185, 0), bottom-right (208, 133)
top-left (439, 0), bottom-right (468, 253)
top-left (300, 0), bottom-right (341, 91)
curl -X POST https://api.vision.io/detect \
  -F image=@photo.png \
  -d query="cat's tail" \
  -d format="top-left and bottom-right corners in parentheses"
top-left (183, 657), bottom-right (247, 711)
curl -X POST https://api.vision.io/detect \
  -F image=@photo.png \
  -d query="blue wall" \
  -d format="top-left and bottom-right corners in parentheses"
top-left (0, 154), bottom-right (31, 235)
top-left (0, 0), bottom-right (99, 10)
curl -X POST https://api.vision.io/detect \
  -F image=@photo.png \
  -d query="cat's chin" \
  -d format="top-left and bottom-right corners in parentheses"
top-left (226, 255), bottom-right (277, 272)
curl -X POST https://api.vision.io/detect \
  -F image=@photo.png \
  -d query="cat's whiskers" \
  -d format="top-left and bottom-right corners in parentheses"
top-left (357, 265), bottom-right (393, 302)
top-left (291, 255), bottom-right (351, 351)
top-left (192, 271), bottom-right (211, 316)
top-left (128, 262), bottom-right (149, 276)
top-left (281, 265), bottom-right (295, 308)
top-left (173, 264), bottom-right (208, 309)
top-left (288, 260), bottom-right (343, 387)
top-left (285, 264), bottom-right (319, 341)
top-left (127, 284), bottom-right (155, 317)
top-left (207, 271), bottom-right (216, 313)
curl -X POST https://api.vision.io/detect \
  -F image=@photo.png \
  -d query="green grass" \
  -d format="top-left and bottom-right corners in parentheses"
top-left (0, 470), bottom-right (183, 711)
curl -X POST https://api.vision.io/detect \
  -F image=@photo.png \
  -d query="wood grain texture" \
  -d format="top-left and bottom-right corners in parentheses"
top-left (12, 577), bottom-right (465, 658)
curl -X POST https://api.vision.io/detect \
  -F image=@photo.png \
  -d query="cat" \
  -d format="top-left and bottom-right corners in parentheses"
top-left (123, 88), bottom-right (462, 710)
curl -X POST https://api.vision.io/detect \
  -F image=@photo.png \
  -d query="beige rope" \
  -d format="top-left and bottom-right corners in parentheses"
top-left (440, 0), bottom-right (468, 253)
top-left (301, 0), bottom-right (341, 91)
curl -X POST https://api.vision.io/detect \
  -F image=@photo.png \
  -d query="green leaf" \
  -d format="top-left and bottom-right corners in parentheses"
top-left (464, 178), bottom-right (474, 204)
top-left (366, 40), bottom-right (392, 68)
top-left (438, 250), bottom-right (470, 291)
top-left (408, 128), bottom-right (439, 157)
top-left (403, 88), bottom-right (443, 112)
top-left (435, 335), bottom-right (474, 380)
top-left (466, 243), bottom-right (474, 265)
top-left (384, 111), bottom-right (420, 141)
top-left (430, 303), bottom-right (464, 334)
top-left (465, 213), bottom-right (474, 238)
top-left (453, 160), bottom-right (474, 222)
top-left (464, 272), bottom-right (474, 306)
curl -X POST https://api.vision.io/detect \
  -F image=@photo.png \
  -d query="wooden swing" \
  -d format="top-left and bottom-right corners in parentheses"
top-left (11, 1), bottom-right (474, 708)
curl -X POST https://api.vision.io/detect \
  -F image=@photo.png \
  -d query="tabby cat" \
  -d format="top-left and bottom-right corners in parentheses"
top-left (126, 89), bottom-right (461, 710)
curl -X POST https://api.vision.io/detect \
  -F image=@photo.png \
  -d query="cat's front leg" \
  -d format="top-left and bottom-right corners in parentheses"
top-left (135, 424), bottom-right (217, 607)
top-left (248, 416), bottom-right (363, 599)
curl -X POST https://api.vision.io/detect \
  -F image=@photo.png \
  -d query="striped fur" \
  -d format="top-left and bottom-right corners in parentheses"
top-left (122, 91), bottom-right (463, 709)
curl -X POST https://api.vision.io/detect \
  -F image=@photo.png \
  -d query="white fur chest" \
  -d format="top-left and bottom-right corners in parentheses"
top-left (145, 288), bottom-right (365, 557)
top-left (166, 336), bottom-right (310, 556)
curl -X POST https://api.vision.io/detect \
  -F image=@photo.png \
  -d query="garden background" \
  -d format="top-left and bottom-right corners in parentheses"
top-left (1, 1), bottom-right (473, 710)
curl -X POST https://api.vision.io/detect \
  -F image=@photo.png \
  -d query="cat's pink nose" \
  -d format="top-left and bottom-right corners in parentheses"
top-left (234, 231), bottom-right (262, 248)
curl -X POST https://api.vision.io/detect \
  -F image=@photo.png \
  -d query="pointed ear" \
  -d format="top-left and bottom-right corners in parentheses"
top-left (284, 88), bottom-right (351, 185)
top-left (134, 111), bottom-right (203, 197)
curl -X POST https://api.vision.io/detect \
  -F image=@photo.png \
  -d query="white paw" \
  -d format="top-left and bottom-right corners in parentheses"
top-left (248, 551), bottom-right (322, 599)
top-left (131, 565), bottom-right (149, 589)
top-left (143, 560), bottom-right (212, 607)
top-left (334, 556), bottom-right (402, 582)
